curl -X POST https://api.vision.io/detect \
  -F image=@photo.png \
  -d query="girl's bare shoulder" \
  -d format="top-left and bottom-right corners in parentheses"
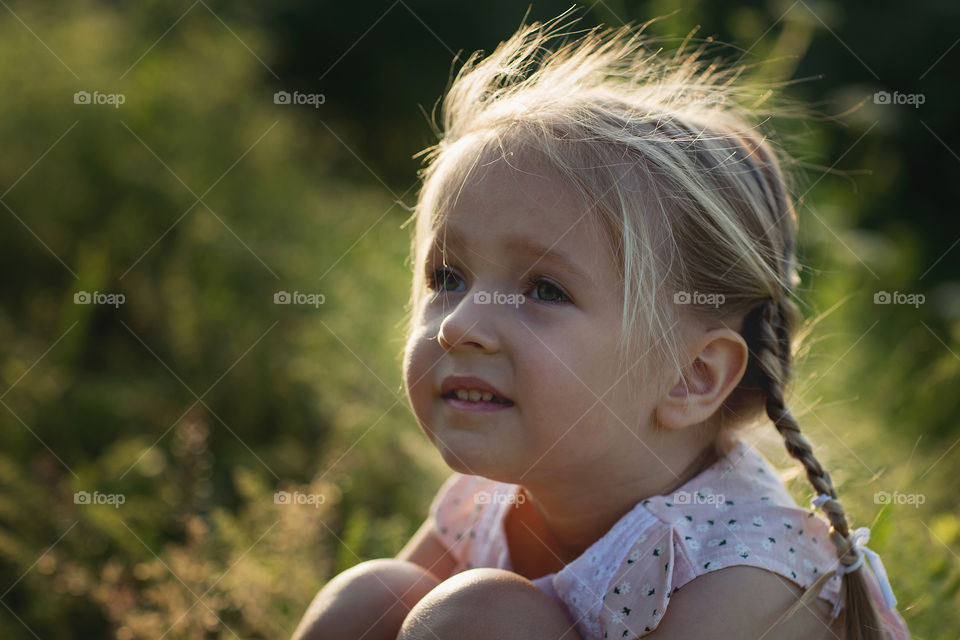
top-left (648, 565), bottom-right (843, 640)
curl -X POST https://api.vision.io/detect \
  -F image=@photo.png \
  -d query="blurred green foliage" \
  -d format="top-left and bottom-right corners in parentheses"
top-left (0, 0), bottom-right (957, 638)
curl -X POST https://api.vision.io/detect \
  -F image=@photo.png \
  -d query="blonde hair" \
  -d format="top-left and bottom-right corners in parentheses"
top-left (402, 10), bottom-right (886, 638)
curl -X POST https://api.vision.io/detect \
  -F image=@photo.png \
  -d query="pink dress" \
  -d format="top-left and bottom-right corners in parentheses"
top-left (428, 438), bottom-right (910, 639)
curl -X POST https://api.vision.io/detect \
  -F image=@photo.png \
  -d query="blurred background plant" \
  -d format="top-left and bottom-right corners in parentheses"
top-left (0, 0), bottom-right (956, 637)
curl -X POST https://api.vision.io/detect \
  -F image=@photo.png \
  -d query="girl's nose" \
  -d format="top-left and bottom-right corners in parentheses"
top-left (436, 294), bottom-right (501, 353)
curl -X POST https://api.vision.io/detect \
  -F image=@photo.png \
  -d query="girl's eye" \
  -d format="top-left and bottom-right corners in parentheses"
top-left (428, 267), bottom-right (465, 292)
top-left (525, 277), bottom-right (571, 304)
top-left (426, 266), bottom-right (571, 305)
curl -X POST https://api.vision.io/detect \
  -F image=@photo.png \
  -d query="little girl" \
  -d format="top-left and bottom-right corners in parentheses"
top-left (293, 12), bottom-right (910, 640)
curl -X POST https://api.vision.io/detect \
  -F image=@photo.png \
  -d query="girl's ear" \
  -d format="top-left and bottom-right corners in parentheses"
top-left (656, 327), bottom-right (749, 431)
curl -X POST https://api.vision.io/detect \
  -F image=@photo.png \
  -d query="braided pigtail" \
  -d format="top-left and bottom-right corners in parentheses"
top-left (743, 296), bottom-right (886, 639)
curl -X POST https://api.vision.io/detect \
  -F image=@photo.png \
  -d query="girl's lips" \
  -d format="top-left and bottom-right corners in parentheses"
top-left (443, 396), bottom-right (515, 412)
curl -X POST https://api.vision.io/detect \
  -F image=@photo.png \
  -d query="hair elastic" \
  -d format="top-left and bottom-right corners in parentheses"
top-left (810, 493), bottom-right (898, 612)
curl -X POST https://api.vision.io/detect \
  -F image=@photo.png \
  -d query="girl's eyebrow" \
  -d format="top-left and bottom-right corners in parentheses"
top-left (434, 227), bottom-right (590, 285)
top-left (505, 236), bottom-right (589, 284)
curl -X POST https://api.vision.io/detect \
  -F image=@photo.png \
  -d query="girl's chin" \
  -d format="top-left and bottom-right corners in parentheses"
top-left (429, 430), bottom-right (521, 477)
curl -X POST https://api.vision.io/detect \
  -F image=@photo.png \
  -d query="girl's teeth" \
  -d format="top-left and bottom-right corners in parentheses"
top-left (453, 389), bottom-right (497, 402)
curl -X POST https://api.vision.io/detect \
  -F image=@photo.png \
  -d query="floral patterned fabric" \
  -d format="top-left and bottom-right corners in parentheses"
top-left (428, 439), bottom-right (910, 639)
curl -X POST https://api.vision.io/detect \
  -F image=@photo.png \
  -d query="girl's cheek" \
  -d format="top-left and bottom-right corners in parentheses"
top-left (402, 339), bottom-right (422, 392)
top-left (402, 332), bottom-right (436, 408)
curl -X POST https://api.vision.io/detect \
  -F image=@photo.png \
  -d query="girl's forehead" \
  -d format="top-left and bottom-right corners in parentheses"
top-left (426, 137), bottom-right (576, 226)
top-left (430, 163), bottom-right (588, 245)
top-left (418, 133), bottom-right (623, 279)
top-left (426, 189), bottom-right (620, 292)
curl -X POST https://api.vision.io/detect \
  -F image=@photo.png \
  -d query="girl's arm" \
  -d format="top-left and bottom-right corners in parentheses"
top-left (395, 516), bottom-right (459, 582)
top-left (647, 565), bottom-right (843, 639)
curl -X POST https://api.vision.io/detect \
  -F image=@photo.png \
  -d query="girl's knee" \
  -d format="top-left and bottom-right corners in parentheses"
top-left (291, 558), bottom-right (441, 640)
top-left (398, 569), bottom-right (581, 640)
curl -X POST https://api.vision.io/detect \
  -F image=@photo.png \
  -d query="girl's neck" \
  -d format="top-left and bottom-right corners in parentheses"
top-left (655, 440), bottom-right (721, 497)
top-left (507, 439), bottom-right (726, 576)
